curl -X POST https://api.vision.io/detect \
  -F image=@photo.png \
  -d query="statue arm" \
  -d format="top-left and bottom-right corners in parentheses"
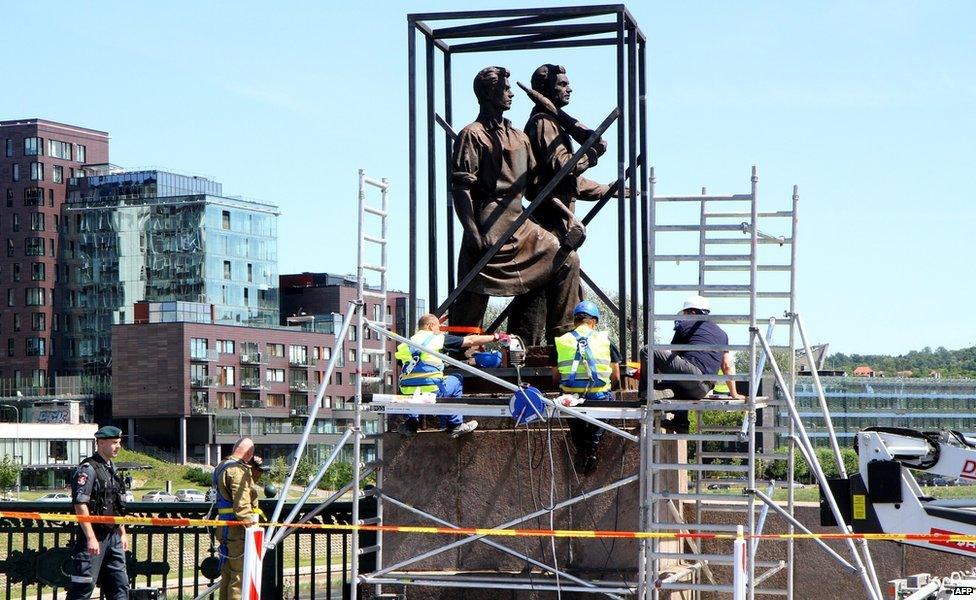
top-left (452, 187), bottom-right (485, 252)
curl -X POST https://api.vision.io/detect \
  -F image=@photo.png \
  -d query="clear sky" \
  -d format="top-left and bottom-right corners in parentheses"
top-left (5, 1), bottom-right (973, 355)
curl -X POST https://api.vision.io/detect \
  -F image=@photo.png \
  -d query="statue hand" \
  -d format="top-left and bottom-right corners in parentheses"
top-left (517, 81), bottom-right (558, 115)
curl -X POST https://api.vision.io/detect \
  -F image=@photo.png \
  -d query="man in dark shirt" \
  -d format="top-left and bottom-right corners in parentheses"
top-left (68, 426), bottom-right (129, 600)
top-left (640, 295), bottom-right (739, 431)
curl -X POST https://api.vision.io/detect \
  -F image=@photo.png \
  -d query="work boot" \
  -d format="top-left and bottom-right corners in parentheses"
top-left (575, 452), bottom-right (599, 475)
top-left (446, 420), bottom-right (478, 438)
top-left (397, 419), bottom-right (419, 437)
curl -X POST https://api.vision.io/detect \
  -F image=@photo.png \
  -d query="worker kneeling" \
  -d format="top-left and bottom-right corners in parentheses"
top-left (552, 301), bottom-right (621, 474)
top-left (395, 313), bottom-right (507, 438)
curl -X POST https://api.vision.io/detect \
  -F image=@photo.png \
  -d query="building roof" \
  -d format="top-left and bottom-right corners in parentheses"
top-left (853, 365), bottom-right (874, 375)
top-left (0, 118), bottom-right (109, 137)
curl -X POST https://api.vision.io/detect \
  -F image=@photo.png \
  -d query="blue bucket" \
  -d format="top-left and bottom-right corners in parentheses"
top-left (474, 350), bottom-right (502, 368)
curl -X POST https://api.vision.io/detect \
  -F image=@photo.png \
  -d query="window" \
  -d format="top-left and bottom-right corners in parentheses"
top-left (48, 139), bottom-right (71, 160)
top-left (52, 165), bottom-right (63, 184)
top-left (24, 187), bottom-right (42, 206)
top-left (12, 214), bottom-right (19, 232)
top-left (190, 363), bottom-right (209, 384)
top-left (25, 288), bottom-right (46, 306)
top-left (6, 289), bottom-right (13, 306)
top-left (48, 189), bottom-right (53, 206)
top-left (266, 343), bottom-right (284, 358)
top-left (220, 365), bottom-right (235, 386)
top-left (217, 392), bottom-right (236, 409)
top-left (217, 339), bottom-right (235, 354)
top-left (266, 368), bottom-right (285, 383)
top-left (25, 238), bottom-right (44, 256)
top-left (11, 164), bottom-right (19, 181)
top-left (24, 137), bottom-right (41, 156)
top-left (190, 337), bottom-right (209, 359)
top-left (334, 372), bottom-right (343, 385)
top-left (30, 263), bottom-right (44, 281)
top-left (30, 213), bottom-right (44, 231)
top-left (4, 139), bottom-right (11, 157)
top-left (26, 337), bottom-right (46, 356)
top-left (50, 440), bottom-right (68, 461)
top-left (5, 188), bottom-right (12, 207)
top-left (241, 392), bottom-right (262, 409)
top-left (243, 288), bottom-right (249, 306)
top-left (222, 210), bottom-right (231, 230)
top-left (7, 338), bottom-right (13, 357)
top-left (288, 345), bottom-right (307, 366)
top-left (223, 260), bottom-right (231, 279)
top-left (76, 144), bottom-right (86, 163)
top-left (30, 162), bottom-right (43, 181)
top-left (13, 314), bottom-right (20, 331)
top-left (31, 313), bottom-right (45, 331)
top-left (349, 349), bottom-right (357, 362)
top-left (49, 238), bottom-right (55, 256)
top-left (267, 393), bottom-right (286, 408)
top-left (247, 263), bottom-right (253, 282)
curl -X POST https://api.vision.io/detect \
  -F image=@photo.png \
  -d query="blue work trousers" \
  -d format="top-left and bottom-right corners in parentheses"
top-left (406, 375), bottom-right (464, 429)
top-left (569, 391), bottom-right (612, 456)
top-left (67, 527), bottom-right (129, 600)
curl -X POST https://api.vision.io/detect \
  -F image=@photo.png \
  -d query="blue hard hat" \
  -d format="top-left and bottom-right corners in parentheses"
top-left (573, 300), bottom-right (600, 320)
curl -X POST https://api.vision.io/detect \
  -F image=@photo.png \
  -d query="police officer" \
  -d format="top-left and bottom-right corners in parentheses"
top-left (551, 301), bottom-right (621, 474)
top-left (213, 437), bottom-right (257, 600)
top-left (68, 425), bottom-right (129, 600)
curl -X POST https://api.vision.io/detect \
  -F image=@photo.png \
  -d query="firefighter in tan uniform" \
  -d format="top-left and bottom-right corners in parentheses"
top-left (212, 438), bottom-right (257, 600)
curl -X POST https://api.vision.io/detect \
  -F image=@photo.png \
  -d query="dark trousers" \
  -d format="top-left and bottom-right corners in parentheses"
top-left (638, 347), bottom-right (712, 400)
top-left (67, 528), bottom-right (129, 600)
top-left (569, 391), bottom-right (611, 457)
top-left (451, 248), bottom-right (581, 344)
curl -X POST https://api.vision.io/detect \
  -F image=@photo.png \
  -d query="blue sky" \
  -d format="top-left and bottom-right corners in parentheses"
top-left (5, 1), bottom-right (974, 355)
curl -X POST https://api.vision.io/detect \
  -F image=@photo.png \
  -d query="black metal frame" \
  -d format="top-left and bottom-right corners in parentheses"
top-left (407, 4), bottom-right (648, 361)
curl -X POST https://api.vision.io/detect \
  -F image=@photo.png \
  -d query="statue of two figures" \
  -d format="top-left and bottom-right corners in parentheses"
top-left (450, 64), bottom-right (616, 345)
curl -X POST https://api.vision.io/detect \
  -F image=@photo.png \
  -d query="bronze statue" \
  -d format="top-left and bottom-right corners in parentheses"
top-left (504, 65), bottom-right (615, 345)
top-left (450, 66), bottom-right (581, 342)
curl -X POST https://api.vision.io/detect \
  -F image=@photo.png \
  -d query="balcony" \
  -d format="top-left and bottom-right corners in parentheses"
top-left (190, 349), bottom-right (219, 362)
top-left (289, 380), bottom-right (309, 392)
top-left (288, 356), bottom-right (309, 367)
top-left (241, 378), bottom-right (264, 390)
top-left (240, 352), bottom-right (264, 364)
top-left (242, 398), bottom-right (264, 409)
top-left (290, 404), bottom-right (309, 416)
top-left (190, 376), bottom-right (217, 388)
top-left (191, 401), bottom-right (214, 415)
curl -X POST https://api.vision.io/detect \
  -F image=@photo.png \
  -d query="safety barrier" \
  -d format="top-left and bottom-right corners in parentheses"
top-left (0, 499), bottom-right (371, 600)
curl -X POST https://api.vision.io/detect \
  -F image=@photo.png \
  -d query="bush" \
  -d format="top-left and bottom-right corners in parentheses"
top-left (185, 466), bottom-right (213, 487)
top-left (763, 447), bottom-right (809, 482)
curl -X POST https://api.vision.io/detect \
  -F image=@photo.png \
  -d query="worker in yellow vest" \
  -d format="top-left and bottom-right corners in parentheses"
top-left (551, 301), bottom-right (620, 474)
top-left (395, 313), bottom-right (507, 438)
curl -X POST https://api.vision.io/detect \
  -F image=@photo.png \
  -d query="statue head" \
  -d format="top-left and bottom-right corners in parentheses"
top-left (531, 64), bottom-right (571, 108)
top-left (473, 66), bottom-right (514, 112)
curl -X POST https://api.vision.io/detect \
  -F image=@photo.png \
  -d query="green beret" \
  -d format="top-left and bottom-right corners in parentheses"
top-left (94, 425), bottom-right (123, 439)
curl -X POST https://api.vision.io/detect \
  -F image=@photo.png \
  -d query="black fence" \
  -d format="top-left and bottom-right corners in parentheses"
top-left (0, 498), bottom-right (375, 600)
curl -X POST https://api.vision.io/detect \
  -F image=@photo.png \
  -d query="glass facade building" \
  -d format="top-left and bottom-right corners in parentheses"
top-left (58, 171), bottom-right (279, 374)
top-left (786, 376), bottom-right (976, 446)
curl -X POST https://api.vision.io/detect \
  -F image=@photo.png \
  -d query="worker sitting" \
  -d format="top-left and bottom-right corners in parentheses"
top-left (395, 313), bottom-right (508, 438)
top-left (638, 294), bottom-right (739, 433)
top-left (551, 301), bottom-right (621, 474)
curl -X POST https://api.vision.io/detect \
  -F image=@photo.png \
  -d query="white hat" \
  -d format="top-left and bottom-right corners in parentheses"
top-left (682, 294), bottom-right (711, 312)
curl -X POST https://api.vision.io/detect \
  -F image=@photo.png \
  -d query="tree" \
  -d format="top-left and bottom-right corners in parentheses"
top-left (0, 455), bottom-right (21, 493)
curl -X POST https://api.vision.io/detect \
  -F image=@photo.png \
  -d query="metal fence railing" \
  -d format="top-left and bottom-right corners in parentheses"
top-left (0, 498), bottom-right (373, 600)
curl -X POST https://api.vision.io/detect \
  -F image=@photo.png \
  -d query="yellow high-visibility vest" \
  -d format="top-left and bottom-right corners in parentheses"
top-left (555, 325), bottom-right (612, 394)
top-left (395, 332), bottom-right (446, 394)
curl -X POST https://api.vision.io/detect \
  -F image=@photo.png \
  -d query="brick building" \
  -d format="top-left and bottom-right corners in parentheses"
top-left (0, 119), bottom-right (109, 387)
top-left (112, 298), bottom-right (407, 464)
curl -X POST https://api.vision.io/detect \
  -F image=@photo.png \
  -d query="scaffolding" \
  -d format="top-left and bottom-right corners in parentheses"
top-left (260, 6), bottom-right (889, 600)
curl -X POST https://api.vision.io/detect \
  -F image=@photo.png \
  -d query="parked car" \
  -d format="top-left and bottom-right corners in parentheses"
top-left (141, 491), bottom-right (178, 502)
top-left (38, 492), bottom-right (71, 502)
top-left (175, 489), bottom-right (206, 502)
top-left (706, 483), bottom-right (732, 490)
top-left (930, 476), bottom-right (956, 487)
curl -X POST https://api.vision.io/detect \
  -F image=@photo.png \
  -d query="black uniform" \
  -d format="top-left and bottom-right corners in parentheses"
top-left (67, 453), bottom-right (129, 600)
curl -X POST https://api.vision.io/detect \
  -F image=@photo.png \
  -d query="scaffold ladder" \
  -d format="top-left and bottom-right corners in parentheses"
top-left (641, 167), bottom-right (798, 599)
